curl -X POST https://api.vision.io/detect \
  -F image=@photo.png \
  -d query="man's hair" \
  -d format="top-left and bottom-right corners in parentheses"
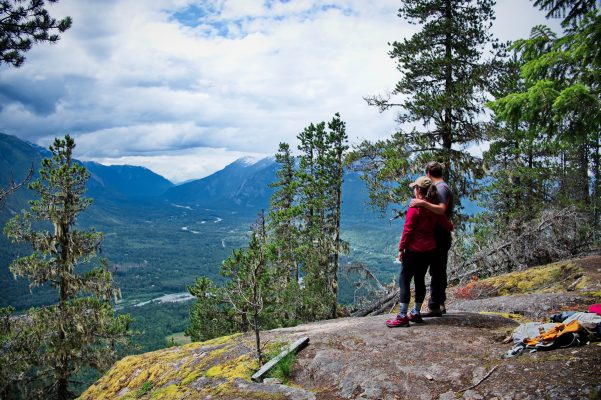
top-left (425, 161), bottom-right (444, 178)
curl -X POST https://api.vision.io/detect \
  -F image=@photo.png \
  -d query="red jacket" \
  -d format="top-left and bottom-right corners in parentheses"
top-left (398, 206), bottom-right (454, 253)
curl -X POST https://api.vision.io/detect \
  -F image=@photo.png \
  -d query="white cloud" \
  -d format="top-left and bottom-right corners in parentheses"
top-left (0, 0), bottom-right (562, 182)
top-left (81, 146), bottom-right (268, 184)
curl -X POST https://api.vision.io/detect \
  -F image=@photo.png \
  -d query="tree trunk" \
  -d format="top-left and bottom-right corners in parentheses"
top-left (593, 129), bottom-right (601, 231)
top-left (442, 0), bottom-right (454, 182)
top-left (578, 142), bottom-right (590, 205)
top-left (254, 311), bottom-right (262, 365)
top-left (57, 377), bottom-right (69, 400)
top-left (330, 163), bottom-right (343, 320)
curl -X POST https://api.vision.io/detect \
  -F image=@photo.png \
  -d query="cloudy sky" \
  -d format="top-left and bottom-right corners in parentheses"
top-left (0, 0), bottom-right (561, 183)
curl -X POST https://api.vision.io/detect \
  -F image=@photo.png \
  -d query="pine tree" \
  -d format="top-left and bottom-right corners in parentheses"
top-left (482, 54), bottom-right (550, 228)
top-left (3, 136), bottom-right (130, 399)
top-left (268, 143), bottom-right (302, 325)
top-left (0, 0), bottom-right (72, 67)
top-left (533, 0), bottom-right (599, 26)
top-left (296, 114), bottom-right (348, 320)
top-left (296, 122), bottom-right (328, 320)
top-left (487, 10), bottom-right (601, 227)
top-left (321, 114), bottom-right (348, 319)
top-left (185, 277), bottom-right (235, 342)
top-left (352, 0), bottom-right (500, 217)
top-left (221, 211), bottom-right (273, 363)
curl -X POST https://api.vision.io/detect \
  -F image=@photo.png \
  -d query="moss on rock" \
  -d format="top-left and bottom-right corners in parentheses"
top-left (458, 261), bottom-right (585, 299)
top-left (78, 333), bottom-right (259, 400)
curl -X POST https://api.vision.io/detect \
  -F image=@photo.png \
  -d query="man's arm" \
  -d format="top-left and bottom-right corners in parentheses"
top-left (409, 198), bottom-right (447, 215)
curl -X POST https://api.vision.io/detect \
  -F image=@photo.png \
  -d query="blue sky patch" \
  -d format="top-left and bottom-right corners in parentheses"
top-left (171, 3), bottom-right (222, 28)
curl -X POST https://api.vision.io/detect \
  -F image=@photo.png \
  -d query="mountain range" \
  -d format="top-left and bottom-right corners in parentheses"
top-left (1, 131), bottom-right (378, 215)
top-left (0, 132), bottom-right (400, 311)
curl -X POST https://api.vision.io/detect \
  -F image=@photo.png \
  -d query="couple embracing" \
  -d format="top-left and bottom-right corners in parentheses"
top-left (387, 162), bottom-right (454, 328)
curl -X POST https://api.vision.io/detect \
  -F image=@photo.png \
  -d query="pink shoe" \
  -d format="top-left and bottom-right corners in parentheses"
top-left (407, 311), bottom-right (423, 323)
top-left (386, 315), bottom-right (410, 328)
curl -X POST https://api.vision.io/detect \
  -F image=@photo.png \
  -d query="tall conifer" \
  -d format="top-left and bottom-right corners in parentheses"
top-left (296, 114), bottom-right (348, 320)
top-left (3, 136), bottom-right (130, 399)
top-left (487, 9), bottom-right (601, 227)
top-left (268, 143), bottom-right (301, 324)
top-left (352, 0), bottom-right (500, 216)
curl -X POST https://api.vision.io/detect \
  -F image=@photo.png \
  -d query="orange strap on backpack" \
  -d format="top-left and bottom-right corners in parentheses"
top-left (523, 320), bottom-right (582, 346)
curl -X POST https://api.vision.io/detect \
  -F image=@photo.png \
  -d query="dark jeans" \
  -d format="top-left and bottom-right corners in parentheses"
top-left (400, 249), bottom-right (434, 305)
top-left (428, 234), bottom-right (452, 309)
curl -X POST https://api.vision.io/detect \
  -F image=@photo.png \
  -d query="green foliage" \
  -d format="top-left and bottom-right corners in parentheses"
top-left (295, 113), bottom-right (348, 320)
top-left (185, 276), bottom-right (236, 343)
top-left (2, 136), bottom-right (131, 399)
top-left (485, 8), bottom-right (601, 234)
top-left (268, 143), bottom-right (303, 325)
top-left (0, 0), bottom-right (72, 67)
top-left (533, 0), bottom-right (599, 26)
top-left (265, 343), bottom-right (296, 384)
top-left (221, 211), bottom-right (273, 362)
top-left (136, 381), bottom-right (153, 397)
top-left (352, 0), bottom-right (501, 220)
top-left (187, 114), bottom-right (350, 352)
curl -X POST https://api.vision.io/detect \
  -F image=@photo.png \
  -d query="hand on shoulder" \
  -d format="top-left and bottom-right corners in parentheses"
top-left (409, 198), bottom-right (426, 208)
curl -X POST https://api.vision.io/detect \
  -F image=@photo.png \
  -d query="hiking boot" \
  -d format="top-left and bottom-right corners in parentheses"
top-left (441, 303), bottom-right (447, 314)
top-left (407, 311), bottom-right (423, 323)
top-left (386, 315), bottom-right (410, 328)
top-left (421, 308), bottom-right (443, 318)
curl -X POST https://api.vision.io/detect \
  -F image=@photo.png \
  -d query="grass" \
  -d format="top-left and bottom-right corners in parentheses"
top-left (165, 331), bottom-right (191, 346)
top-left (265, 342), bottom-right (297, 384)
top-left (136, 381), bottom-right (153, 397)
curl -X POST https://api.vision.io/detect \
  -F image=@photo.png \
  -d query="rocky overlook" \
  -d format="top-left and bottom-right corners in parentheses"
top-left (80, 255), bottom-right (601, 400)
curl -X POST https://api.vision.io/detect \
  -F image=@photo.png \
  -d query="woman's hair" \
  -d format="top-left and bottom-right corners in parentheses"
top-left (416, 183), bottom-right (440, 204)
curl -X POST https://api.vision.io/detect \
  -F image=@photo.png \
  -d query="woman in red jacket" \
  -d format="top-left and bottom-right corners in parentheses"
top-left (386, 176), bottom-right (453, 328)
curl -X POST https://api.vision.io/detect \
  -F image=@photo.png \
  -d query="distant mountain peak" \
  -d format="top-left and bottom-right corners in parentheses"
top-left (234, 156), bottom-right (275, 167)
top-left (236, 156), bottom-right (262, 166)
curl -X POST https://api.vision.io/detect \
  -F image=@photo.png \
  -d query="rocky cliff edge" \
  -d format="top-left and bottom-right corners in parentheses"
top-left (80, 255), bottom-right (601, 400)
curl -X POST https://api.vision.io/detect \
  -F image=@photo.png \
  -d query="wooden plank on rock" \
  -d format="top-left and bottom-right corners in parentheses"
top-left (251, 336), bottom-right (310, 383)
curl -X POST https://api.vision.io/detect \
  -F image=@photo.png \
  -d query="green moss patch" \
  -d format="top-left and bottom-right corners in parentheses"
top-left (456, 261), bottom-right (585, 299)
top-left (78, 333), bottom-right (259, 400)
top-left (478, 311), bottom-right (532, 324)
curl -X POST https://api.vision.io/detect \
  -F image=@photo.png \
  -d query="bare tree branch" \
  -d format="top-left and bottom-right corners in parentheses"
top-left (0, 164), bottom-right (33, 206)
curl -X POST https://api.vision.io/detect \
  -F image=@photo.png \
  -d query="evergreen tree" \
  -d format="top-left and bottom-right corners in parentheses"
top-left (321, 114), bottom-right (348, 319)
top-left (221, 211), bottom-right (273, 363)
top-left (3, 136), bottom-right (130, 399)
top-left (296, 121), bottom-right (328, 320)
top-left (187, 115), bottom-right (349, 345)
top-left (487, 10), bottom-right (601, 228)
top-left (0, 0), bottom-right (72, 67)
top-left (351, 0), bottom-right (500, 217)
top-left (185, 277), bottom-right (235, 343)
top-left (533, 0), bottom-right (599, 26)
top-left (268, 143), bottom-right (302, 325)
top-left (481, 54), bottom-right (550, 228)
top-left (296, 114), bottom-right (348, 320)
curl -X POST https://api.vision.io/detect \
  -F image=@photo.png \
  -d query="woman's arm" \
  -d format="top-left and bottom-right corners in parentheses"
top-left (409, 198), bottom-right (447, 215)
top-left (398, 207), bottom-right (418, 252)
